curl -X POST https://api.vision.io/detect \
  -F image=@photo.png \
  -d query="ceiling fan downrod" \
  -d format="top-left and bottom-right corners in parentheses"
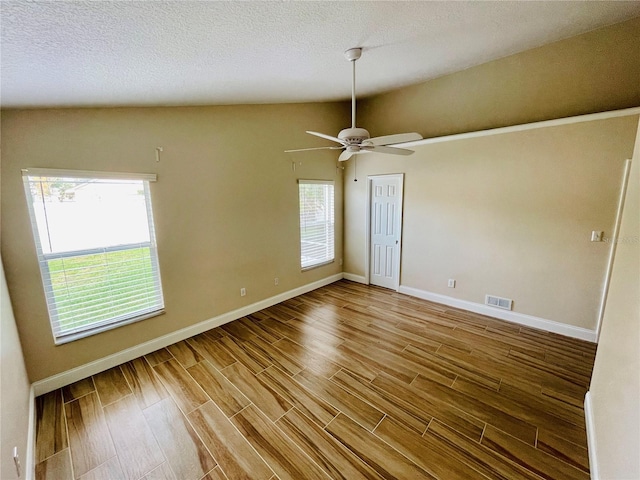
top-left (344, 48), bottom-right (362, 129)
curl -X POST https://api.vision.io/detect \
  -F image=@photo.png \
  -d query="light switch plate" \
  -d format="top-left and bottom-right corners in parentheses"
top-left (591, 231), bottom-right (603, 242)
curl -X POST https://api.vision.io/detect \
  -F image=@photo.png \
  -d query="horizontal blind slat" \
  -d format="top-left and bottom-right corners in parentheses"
top-left (52, 301), bottom-right (163, 327)
top-left (49, 288), bottom-right (161, 315)
top-left (52, 307), bottom-right (164, 337)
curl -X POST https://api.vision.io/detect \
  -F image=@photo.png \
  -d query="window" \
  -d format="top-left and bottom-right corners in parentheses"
top-left (22, 168), bottom-right (164, 344)
top-left (298, 180), bottom-right (335, 269)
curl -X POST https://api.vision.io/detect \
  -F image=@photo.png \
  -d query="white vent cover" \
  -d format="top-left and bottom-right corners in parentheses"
top-left (485, 295), bottom-right (513, 311)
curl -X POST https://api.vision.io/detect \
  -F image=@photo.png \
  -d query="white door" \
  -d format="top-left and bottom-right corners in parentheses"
top-left (369, 175), bottom-right (403, 290)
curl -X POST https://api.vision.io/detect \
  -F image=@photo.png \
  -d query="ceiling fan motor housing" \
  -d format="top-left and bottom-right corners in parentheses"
top-left (338, 127), bottom-right (370, 144)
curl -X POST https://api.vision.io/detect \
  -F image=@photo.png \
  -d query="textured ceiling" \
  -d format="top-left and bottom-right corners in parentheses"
top-left (1, 1), bottom-right (640, 108)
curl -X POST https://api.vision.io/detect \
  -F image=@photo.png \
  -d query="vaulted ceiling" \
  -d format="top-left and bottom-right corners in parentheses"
top-left (2, 1), bottom-right (639, 108)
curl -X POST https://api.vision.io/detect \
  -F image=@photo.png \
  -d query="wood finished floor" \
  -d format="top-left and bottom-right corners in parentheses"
top-left (35, 280), bottom-right (597, 480)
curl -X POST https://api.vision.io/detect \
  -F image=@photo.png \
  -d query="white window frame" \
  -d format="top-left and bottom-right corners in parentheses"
top-left (298, 179), bottom-right (335, 270)
top-left (22, 168), bottom-right (165, 344)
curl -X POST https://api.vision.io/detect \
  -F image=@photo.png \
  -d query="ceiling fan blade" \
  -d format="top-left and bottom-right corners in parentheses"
top-left (306, 131), bottom-right (345, 145)
top-left (366, 145), bottom-right (414, 156)
top-left (366, 132), bottom-right (423, 146)
top-left (285, 146), bottom-right (344, 153)
top-left (339, 150), bottom-right (354, 162)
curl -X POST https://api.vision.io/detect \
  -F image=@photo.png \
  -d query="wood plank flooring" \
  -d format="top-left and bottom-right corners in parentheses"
top-left (34, 280), bottom-right (596, 480)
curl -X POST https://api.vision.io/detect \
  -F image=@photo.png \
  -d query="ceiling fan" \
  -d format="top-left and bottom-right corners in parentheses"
top-left (286, 47), bottom-right (423, 162)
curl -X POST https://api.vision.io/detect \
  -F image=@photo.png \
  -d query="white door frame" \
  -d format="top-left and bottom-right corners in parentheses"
top-left (365, 173), bottom-right (405, 291)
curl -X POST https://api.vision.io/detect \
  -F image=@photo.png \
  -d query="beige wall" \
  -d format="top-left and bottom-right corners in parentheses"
top-left (1, 256), bottom-right (31, 480)
top-left (343, 116), bottom-right (638, 330)
top-left (1, 103), bottom-right (347, 381)
top-left (360, 17), bottom-right (640, 139)
top-left (342, 16), bottom-right (640, 332)
top-left (588, 120), bottom-right (640, 479)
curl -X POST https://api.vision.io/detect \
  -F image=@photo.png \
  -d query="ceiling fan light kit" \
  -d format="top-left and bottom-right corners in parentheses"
top-left (286, 47), bottom-right (422, 161)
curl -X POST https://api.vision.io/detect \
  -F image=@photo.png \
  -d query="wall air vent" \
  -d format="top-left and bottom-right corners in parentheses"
top-left (485, 295), bottom-right (513, 311)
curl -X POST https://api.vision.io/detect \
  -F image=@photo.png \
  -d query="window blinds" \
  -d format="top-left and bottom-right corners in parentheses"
top-left (22, 170), bottom-right (164, 343)
top-left (298, 180), bottom-right (335, 269)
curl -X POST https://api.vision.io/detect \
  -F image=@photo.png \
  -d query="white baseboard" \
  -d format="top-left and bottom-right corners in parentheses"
top-left (342, 273), bottom-right (367, 284)
top-left (26, 384), bottom-right (35, 480)
top-left (32, 273), bottom-right (343, 396)
top-left (584, 391), bottom-right (599, 480)
top-left (398, 285), bottom-right (597, 343)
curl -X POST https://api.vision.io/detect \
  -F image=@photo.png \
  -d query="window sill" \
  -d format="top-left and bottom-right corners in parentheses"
top-left (301, 259), bottom-right (335, 272)
top-left (54, 309), bottom-right (166, 345)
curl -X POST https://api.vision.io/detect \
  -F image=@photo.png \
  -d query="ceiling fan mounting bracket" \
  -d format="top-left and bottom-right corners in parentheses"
top-left (344, 48), bottom-right (362, 62)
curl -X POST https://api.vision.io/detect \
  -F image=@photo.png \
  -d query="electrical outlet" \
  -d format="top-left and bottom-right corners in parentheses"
top-left (274, 278), bottom-right (279, 286)
top-left (448, 279), bottom-right (456, 288)
top-left (240, 288), bottom-right (246, 297)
